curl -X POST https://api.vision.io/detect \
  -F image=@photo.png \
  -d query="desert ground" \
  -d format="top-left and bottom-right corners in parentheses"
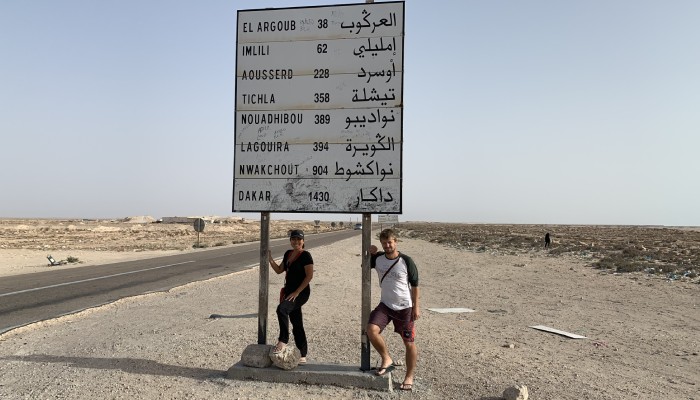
top-left (0, 218), bottom-right (698, 399)
top-left (0, 216), bottom-right (336, 276)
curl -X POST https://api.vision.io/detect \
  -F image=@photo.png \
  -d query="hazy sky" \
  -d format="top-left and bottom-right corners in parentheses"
top-left (1, 1), bottom-right (698, 225)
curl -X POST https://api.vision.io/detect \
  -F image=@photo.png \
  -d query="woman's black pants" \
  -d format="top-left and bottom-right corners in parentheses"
top-left (276, 289), bottom-right (310, 357)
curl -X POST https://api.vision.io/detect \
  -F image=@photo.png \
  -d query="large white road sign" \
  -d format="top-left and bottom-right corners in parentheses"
top-left (233, 1), bottom-right (404, 214)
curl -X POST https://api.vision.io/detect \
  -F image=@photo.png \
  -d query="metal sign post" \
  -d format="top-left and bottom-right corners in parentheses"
top-left (193, 218), bottom-right (206, 247)
top-left (362, 5), bottom-right (374, 371)
top-left (258, 212), bottom-right (270, 344)
top-left (360, 213), bottom-right (372, 370)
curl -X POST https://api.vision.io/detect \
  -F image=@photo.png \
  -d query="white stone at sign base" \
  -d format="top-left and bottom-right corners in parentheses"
top-left (270, 345), bottom-right (302, 370)
top-left (503, 384), bottom-right (529, 400)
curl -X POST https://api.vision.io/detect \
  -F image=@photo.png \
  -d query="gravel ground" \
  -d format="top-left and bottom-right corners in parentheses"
top-left (0, 225), bottom-right (698, 399)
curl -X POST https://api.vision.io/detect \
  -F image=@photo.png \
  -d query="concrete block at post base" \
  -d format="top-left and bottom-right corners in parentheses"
top-left (226, 361), bottom-right (393, 392)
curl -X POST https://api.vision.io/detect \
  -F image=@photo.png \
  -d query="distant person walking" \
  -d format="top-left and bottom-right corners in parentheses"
top-left (268, 229), bottom-right (313, 364)
top-left (367, 228), bottom-right (420, 391)
top-left (544, 232), bottom-right (551, 248)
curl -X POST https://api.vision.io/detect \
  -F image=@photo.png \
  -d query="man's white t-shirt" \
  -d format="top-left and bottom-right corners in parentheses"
top-left (372, 252), bottom-right (419, 311)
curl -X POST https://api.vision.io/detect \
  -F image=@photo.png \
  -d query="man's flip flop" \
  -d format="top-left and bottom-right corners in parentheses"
top-left (399, 383), bottom-right (413, 391)
top-left (375, 364), bottom-right (395, 376)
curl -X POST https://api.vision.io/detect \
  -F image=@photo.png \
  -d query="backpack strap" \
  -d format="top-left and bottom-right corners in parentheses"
top-left (284, 250), bottom-right (303, 271)
top-left (380, 256), bottom-right (402, 284)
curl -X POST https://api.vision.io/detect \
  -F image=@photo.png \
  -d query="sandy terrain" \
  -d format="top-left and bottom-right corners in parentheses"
top-left (0, 219), bottom-right (698, 399)
top-left (0, 217), bottom-right (334, 276)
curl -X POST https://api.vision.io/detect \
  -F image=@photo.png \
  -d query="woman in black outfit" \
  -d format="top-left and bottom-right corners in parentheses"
top-left (267, 229), bottom-right (314, 364)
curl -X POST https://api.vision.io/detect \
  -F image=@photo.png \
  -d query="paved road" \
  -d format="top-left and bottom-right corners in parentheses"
top-left (0, 230), bottom-right (360, 334)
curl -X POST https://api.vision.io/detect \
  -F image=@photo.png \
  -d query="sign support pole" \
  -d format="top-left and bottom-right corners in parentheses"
top-left (258, 212), bottom-right (270, 344)
top-left (360, 212), bottom-right (372, 370)
top-left (359, 0), bottom-right (375, 372)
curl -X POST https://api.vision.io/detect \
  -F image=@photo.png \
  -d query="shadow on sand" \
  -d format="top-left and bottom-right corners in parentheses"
top-left (1, 354), bottom-right (224, 380)
top-left (208, 313), bottom-right (257, 319)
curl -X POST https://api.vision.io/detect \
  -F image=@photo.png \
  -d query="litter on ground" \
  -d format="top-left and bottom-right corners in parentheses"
top-left (529, 325), bottom-right (587, 339)
top-left (427, 307), bottom-right (476, 314)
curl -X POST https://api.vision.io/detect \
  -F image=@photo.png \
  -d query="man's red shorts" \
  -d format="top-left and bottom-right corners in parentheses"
top-left (368, 302), bottom-right (416, 342)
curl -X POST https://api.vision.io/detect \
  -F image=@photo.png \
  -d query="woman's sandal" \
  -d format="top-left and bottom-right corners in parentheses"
top-left (399, 383), bottom-right (413, 391)
top-left (272, 342), bottom-right (287, 354)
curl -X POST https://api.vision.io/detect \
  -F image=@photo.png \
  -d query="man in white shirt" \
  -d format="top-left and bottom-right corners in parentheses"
top-left (367, 228), bottom-right (420, 391)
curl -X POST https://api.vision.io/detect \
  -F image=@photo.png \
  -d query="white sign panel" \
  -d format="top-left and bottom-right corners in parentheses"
top-left (377, 214), bottom-right (399, 223)
top-left (237, 38), bottom-right (402, 76)
top-left (233, 1), bottom-right (404, 214)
